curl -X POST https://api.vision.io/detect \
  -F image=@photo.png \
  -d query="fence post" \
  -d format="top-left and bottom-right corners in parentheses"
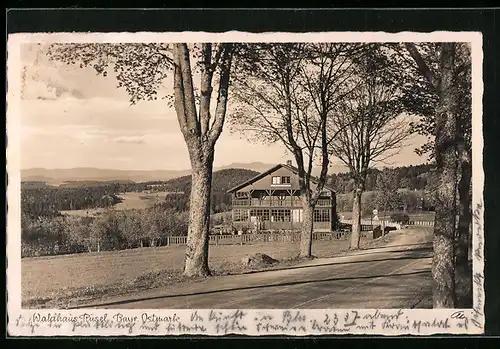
top-left (240, 234), bottom-right (243, 246)
top-left (167, 236), bottom-right (170, 246)
top-left (215, 235), bottom-right (219, 246)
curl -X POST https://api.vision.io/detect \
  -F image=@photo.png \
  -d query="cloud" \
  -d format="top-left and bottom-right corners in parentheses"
top-left (114, 136), bottom-right (146, 144)
top-left (31, 73), bottom-right (85, 100)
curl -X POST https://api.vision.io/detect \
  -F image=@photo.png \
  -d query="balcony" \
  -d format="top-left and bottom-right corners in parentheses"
top-left (232, 198), bottom-right (332, 207)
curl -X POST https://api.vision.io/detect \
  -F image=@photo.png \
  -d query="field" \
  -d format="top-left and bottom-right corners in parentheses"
top-left (114, 191), bottom-right (170, 210)
top-left (22, 235), bottom-right (387, 308)
top-left (61, 191), bottom-right (171, 216)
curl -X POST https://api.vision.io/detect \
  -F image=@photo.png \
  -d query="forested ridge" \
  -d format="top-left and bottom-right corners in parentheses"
top-left (21, 165), bottom-right (433, 219)
top-left (329, 163), bottom-right (434, 193)
top-left (21, 168), bottom-right (260, 218)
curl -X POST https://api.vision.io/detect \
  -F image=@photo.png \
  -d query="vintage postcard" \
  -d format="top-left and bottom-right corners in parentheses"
top-left (6, 31), bottom-right (484, 336)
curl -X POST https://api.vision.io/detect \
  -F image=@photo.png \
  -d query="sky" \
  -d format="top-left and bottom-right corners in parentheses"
top-left (18, 43), bottom-right (428, 171)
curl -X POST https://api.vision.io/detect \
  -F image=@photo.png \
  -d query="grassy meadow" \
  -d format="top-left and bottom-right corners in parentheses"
top-left (23, 236), bottom-right (378, 309)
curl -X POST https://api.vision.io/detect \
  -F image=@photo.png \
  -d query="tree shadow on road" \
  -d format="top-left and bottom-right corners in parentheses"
top-left (77, 269), bottom-right (431, 309)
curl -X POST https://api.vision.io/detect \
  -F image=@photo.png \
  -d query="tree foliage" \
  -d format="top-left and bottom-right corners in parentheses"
top-left (48, 43), bottom-right (173, 104)
top-left (374, 169), bottom-right (401, 212)
top-left (329, 47), bottom-right (412, 181)
top-left (230, 42), bottom-right (366, 257)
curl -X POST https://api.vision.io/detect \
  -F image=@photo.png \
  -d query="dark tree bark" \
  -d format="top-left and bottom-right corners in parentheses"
top-left (406, 42), bottom-right (459, 308)
top-left (432, 43), bottom-right (458, 308)
top-left (456, 146), bottom-right (472, 267)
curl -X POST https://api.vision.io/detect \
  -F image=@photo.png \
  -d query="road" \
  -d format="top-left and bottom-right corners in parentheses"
top-left (81, 242), bottom-right (433, 309)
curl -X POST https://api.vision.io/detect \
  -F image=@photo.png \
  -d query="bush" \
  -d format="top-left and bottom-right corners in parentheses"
top-left (390, 212), bottom-right (410, 224)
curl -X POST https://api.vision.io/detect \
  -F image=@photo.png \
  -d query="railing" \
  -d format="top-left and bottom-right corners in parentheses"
top-left (168, 236), bottom-right (188, 245)
top-left (233, 199), bottom-right (332, 207)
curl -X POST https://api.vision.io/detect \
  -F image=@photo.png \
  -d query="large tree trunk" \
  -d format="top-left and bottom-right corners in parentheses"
top-left (432, 43), bottom-right (458, 308)
top-left (456, 147), bottom-right (472, 267)
top-left (349, 187), bottom-right (363, 250)
top-left (299, 196), bottom-right (314, 258)
top-left (172, 43), bottom-right (220, 277)
top-left (183, 158), bottom-right (213, 277)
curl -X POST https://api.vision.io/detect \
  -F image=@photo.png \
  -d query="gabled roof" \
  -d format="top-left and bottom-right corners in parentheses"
top-left (226, 163), bottom-right (336, 193)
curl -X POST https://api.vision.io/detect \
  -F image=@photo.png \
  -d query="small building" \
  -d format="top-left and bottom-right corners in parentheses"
top-left (227, 161), bottom-right (337, 232)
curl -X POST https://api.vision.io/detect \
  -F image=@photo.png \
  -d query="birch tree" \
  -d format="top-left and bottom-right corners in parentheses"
top-left (48, 43), bottom-right (235, 276)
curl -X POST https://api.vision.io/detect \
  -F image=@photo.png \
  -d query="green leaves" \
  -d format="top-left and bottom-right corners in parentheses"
top-left (47, 43), bottom-right (173, 105)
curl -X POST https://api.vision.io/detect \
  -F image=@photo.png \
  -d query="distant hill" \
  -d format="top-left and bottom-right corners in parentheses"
top-left (218, 162), bottom-right (276, 173)
top-left (219, 162), bottom-right (349, 175)
top-left (21, 167), bottom-right (192, 184)
top-left (20, 163), bottom-right (270, 184)
top-left (158, 168), bottom-right (260, 213)
top-left (21, 181), bottom-right (52, 189)
top-left (58, 180), bottom-right (136, 188)
top-left (20, 162), bottom-right (349, 184)
top-left (161, 168), bottom-right (259, 194)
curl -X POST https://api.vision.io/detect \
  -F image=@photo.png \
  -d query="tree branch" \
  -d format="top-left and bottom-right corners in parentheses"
top-left (405, 43), bottom-right (439, 89)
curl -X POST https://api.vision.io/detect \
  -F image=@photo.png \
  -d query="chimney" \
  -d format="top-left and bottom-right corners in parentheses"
top-left (286, 160), bottom-right (293, 166)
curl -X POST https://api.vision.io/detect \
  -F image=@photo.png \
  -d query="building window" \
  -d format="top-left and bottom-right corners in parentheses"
top-left (292, 209), bottom-right (303, 223)
top-left (250, 209), bottom-right (270, 221)
top-left (271, 209), bottom-right (291, 222)
top-left (314, 209), bottom-right (331, 222)
top-left (317, 199), bottom-right (331, 206)
top-left (271, 176), bottom-right (291, 185)
top-left (234, 209), bottom-right (249, 222)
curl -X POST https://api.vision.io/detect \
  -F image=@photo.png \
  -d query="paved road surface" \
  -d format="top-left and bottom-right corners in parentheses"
top-left (82, 242), bottom-right (433, 309)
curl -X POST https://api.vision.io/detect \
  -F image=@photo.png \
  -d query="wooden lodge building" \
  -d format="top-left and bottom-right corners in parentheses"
top-left (227, 161), bottom-right (337, 233)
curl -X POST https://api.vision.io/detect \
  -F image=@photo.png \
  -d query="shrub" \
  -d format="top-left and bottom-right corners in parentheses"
top-left (390, 212), bottom-right (410, 224)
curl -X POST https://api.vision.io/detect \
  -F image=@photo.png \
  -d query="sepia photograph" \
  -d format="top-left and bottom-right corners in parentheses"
top-left (6, 31), bottom-right (484, 335)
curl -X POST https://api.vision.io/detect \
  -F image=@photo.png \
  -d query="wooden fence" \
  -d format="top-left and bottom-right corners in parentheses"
top-left (158, 230), bottom-right (350, 247)
top-left (340, 219), bottom-right (435, 230)
top-left (158, 219), bottom-right (434, 247)
top-left (408, 220), bottom-right (435, 227)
